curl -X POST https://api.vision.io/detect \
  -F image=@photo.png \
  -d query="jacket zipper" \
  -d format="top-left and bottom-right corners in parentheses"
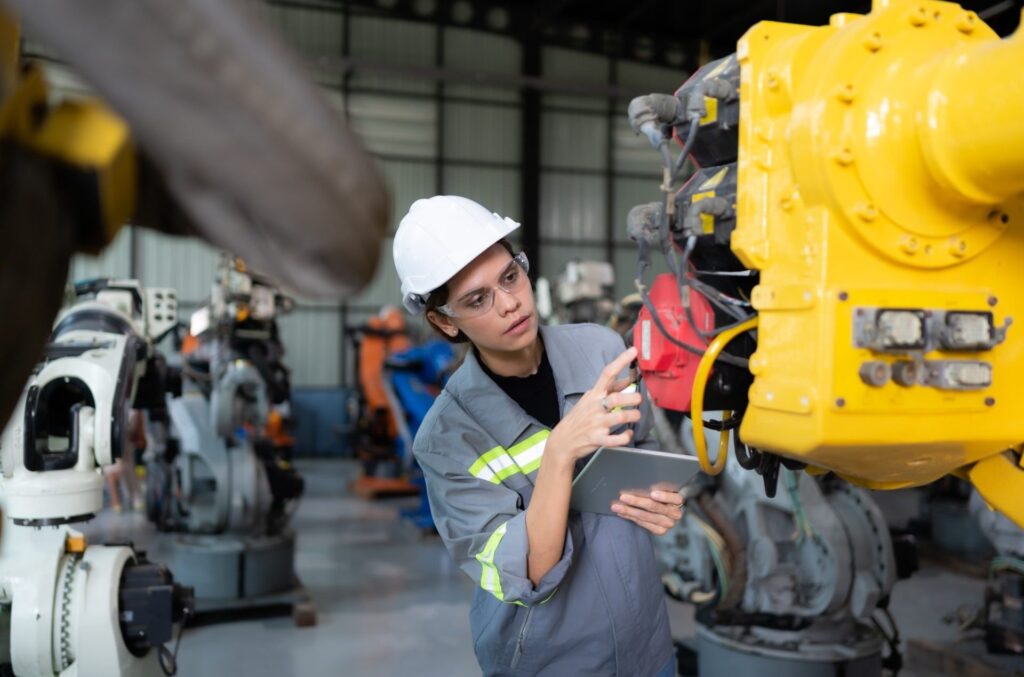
top-left (510, 606), bottom-right (535, 668)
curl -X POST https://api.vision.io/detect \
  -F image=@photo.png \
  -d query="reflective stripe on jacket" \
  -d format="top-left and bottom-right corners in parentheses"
top-left (414, 323), bottom-right (673, 676)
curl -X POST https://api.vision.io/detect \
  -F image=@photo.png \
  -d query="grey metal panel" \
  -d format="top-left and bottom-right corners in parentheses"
top-left (349, 15), bottom-right (436, 94)
top-left (539, 173), bottom-right (606, 240)
top-left (443, 102), bottom-right (520, 163)
top-left (543, 46), bottom-right (609, 84)
top-left (136, 231), bottom-right (219, 303)
top-left (260, 2), bottom-right (344, 86)
top-left (618, 60), bottom-right (687, 93)
top-left (541, 47), bottom-right (609, 112)
top-left (613, 114), bottom-right (663, 175)
top-left (444, 82), bottom-right (521, 104)
top-left (444, 166), bottom-right (520, 223)
top-left (445, 27), bottom-right (520, 73)
top-left (379, 160), bottom-right (438, 234)
top-left (541, 110), bottom-right (607, 169)
top-left (542, 93), bottom-right (607, 112)
top-left (261, 3), bottom-right (343, 56)
top-left (349, 72), bottom-right (436, 95)
top-left (351, 15), bottom-right (435, 64)
top-left (612, 176), bottom-right (662, 242)
top-left (278, 308), bottom-right (342, 387)
top-left (68, 227), bottom-right (133, 283)
top-left (347, 93), bottom-right (437, 158)
top-left (349, 236), bottom-right (401, 311)
top-left (444, 27), bottom-right (521, 103)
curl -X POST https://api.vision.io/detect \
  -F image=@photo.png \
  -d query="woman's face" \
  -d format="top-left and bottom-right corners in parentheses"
top-left (428, 244), bottom-right (538, 353)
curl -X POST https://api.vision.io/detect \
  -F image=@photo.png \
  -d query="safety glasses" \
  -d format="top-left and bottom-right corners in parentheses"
top-left (437, 252), bottom-right (530, 318)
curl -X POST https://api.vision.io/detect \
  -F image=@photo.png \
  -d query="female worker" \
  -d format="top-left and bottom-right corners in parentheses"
top-left (394, 195), bottom-right (683, 676)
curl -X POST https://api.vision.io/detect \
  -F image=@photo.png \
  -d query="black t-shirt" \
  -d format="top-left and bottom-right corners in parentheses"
top-left (479, 348), bottom-right (560, 429)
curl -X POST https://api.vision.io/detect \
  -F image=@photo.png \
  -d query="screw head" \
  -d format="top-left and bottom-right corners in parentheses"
top-left (836, 397), bottom-right (847, 408)
top-left (839, 291), bottom-right (850, 301)
top-left (864, 31), bottom-right (883, 52)
top-left (988, 296), bottom-right (998, 307)
top-left (834, 147), bottom-right (855, 166)
top-left (854, 202), bottom-right (878, 222)
top-left (956, 11), bottom-right (976, 34)
top-left (837, 83), bottom-right (856, 104)
top-left (985, 397), bottom-right (996, 407)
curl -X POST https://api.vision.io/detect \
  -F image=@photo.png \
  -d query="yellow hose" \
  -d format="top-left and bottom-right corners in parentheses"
top-left (691, 318), bottom-right (758, 475)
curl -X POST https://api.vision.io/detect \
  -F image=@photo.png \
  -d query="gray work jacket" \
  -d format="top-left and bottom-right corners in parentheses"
top-left (414, 323), bottom-right (673, 676)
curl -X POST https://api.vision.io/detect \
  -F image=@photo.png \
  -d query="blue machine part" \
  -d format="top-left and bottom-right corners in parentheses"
top-left (385, 340), bottom-right (456, 531)
top-left (291, 388), bottom-right (358, 456)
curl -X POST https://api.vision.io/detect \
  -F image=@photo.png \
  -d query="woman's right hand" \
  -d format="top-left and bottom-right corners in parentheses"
top-left (546, 347), bottom-right (643, 468)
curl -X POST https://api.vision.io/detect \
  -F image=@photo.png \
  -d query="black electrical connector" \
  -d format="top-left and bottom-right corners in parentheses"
top-left (118, 552), bottom-right (194, 675)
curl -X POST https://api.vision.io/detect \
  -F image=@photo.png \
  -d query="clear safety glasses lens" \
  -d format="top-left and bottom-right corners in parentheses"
top-left (440, 256), bottom-right (528, 318)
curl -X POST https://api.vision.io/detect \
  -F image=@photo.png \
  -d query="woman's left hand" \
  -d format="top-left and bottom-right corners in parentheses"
top-left (611, 490), bottom-right (684, 536)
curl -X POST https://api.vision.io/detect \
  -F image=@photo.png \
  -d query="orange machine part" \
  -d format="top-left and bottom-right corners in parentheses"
top-left (180, 332), bottom-right (200, 356)
top-left (358, 308), bottom-right (412, 439)
top-left (264, 408), bottom-right (296, 447)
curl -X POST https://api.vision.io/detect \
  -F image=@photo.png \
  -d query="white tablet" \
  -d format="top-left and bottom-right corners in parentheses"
top-left (569, 446), bottom-right (701, 516)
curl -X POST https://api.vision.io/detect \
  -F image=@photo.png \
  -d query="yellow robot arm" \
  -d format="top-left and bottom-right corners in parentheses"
top-left (731, 0), bottom-right (1024, 523)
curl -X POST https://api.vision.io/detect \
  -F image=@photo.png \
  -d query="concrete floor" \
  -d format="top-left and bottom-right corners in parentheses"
top-left (87, 459), bottom-right (479, 676)
top-left (82, 459), bottom-right (1006, 676)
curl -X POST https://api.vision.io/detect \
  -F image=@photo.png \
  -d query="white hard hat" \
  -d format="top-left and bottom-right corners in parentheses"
top-left (394, 195), bottom-right (520, 313)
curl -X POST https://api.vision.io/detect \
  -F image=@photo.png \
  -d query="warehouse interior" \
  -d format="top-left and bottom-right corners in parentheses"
top-left (1, 0), bottom-right (1023, 675)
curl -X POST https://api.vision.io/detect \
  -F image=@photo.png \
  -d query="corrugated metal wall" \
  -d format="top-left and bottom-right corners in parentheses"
top-left (49, 2), bottom-right (686, 388)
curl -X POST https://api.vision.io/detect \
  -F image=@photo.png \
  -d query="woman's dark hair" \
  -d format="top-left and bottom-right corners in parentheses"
top-left (424, 238), bottom-right (516, 344)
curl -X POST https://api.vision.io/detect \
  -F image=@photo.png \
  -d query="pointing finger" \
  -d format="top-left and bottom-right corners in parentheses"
top-left (596, 347), bottom-right (638, 392)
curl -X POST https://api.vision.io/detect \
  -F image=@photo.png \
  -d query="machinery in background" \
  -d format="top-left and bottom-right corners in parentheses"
top-left (865, 479), bottom-right (1023, 668)
top-left (347, 308), bottom-right (412, 483)
top-left (971, 493), bottom-right (1024, 656)
top-left (657, 420), bottom-right (913, 675)
top-left (0, 279), bottom-right (192, 677)
top-left (148, 256), bottom-right (308, 619)
top-left (347, 308), bottom-right (456, 528)
top-left (383, 340), bottom-right (457, 530)
top-left (609, 293), bottom-right (645, 340)
top-left (916, 477), bottom-right (998, 559)
top-left (624, 0), bottom-right (1024, 528)
top-left (537, 260), bottom-right (617, 326)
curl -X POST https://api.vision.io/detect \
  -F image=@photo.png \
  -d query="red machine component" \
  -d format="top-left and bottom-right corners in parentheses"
top-left (634, 273), bottom-right (715, 412)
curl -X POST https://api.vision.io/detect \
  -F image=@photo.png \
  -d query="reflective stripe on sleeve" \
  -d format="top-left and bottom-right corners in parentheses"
top-left (474, 521), bottom-right (555, 607)
top-left (508, 431), bottom-right (549, 476)
top-left (468, 430), bottom-right (551, 483)
top-left (476, 522), bottom-right (510, 601)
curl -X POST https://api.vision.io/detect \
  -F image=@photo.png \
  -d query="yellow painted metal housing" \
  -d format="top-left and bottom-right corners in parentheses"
top-left (733, 0), bottom-right (1024, 521)
top-left (0, 13), bottom-right (134, 251)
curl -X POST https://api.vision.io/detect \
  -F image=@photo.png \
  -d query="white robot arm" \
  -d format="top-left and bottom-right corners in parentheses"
top-left (0, 279), bottom-right (192, 677)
